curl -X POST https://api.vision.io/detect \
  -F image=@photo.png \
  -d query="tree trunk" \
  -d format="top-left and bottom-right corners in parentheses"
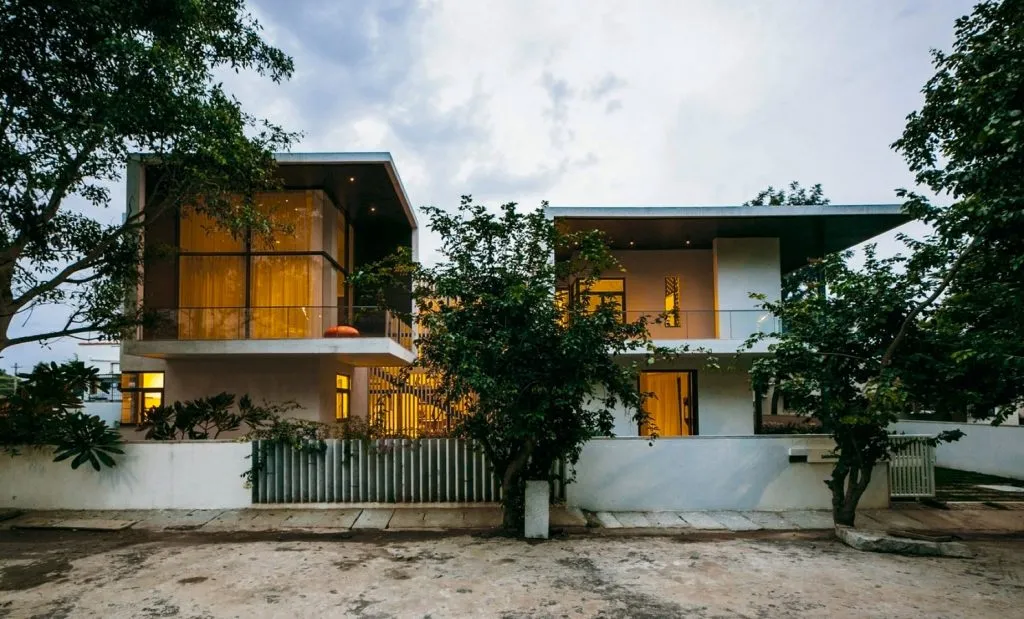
top-left (770, 385), bottom-right (782, 416)
top-left (753, 388), bottom-right (764, 434)
top-left (827, 458), bottom-right (875, 527)
top-left (500, 440), bottom-right (534, 533)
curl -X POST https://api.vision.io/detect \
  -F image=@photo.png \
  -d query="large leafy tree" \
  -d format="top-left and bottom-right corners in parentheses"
top-left (0, 0), bottom-right (296, 355)
top-left (748, 246), bottom-right (963, 526)
top-left (744, 182), bottom-right (831, 425)
top-left (355, 197), bottom-right (654, 532)
top-left (892, 0), bottom-right (1024, 422)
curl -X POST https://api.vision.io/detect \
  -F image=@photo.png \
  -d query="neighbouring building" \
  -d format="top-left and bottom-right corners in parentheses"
top-left (548, 204), bottom-right (910, 438)
top-left (120, 153), bottom-right (427, 432)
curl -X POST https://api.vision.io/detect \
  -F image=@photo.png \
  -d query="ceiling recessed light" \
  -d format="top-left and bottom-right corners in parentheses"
top-left (629, 240), bottom-right (635, 247)
top-left (685, 239), bottom-right (691, 246)
top-left (370, 206), bottom-right (376, 213)
top-left (348, 176), bottom-right (356, 182)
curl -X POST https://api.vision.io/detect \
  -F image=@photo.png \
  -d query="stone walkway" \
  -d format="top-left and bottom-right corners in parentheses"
top-left (2, 502), bottom-right (1021, 535)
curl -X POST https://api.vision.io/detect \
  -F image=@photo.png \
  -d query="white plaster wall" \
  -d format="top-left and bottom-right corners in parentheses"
top-left (162, 357), bottom-right (351, 423)
top-left (892, 420), bottom-right (1024, 479)
top-left (712, 238), bottom-right (781, 339)
top-left (567, 436), bottom-right (890, 512)
top-left (607, 358), bottom-right (755, 437)
top-left (0, 442), bottom-right (252, 510)
top-left (698, 370), bottom-right (755, 435)
top-left (611, 249), bottom-right (716, 338)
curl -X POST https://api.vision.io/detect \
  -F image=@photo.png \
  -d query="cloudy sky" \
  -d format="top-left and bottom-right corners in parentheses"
top-left (4, 0), bottom-right (975, 370)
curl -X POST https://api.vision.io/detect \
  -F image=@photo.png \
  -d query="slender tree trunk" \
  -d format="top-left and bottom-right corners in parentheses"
top-left (770, 385), bottom-right (782, 416)
top-left (753, 388), bottom-right (764, 434)
top-left (827, 457), bottom-right (875, 527)
top-left (500, 440), bottom-right (534, 533)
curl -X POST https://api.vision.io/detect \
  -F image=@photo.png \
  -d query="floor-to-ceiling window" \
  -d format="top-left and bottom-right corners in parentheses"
top-left (177, 190), bottom-right (349, 339)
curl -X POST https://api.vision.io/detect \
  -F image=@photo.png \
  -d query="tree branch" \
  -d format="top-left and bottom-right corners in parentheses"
top-left (881, 242), bottom-right (975, 367)
top-left (2, 324), bottom-right (111, 348)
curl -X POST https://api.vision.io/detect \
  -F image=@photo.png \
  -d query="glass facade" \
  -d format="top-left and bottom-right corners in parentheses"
top-left (176, 190), bottom-right (349, 339)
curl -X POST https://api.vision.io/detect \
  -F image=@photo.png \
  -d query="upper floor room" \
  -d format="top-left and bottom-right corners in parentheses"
top-left (124, 153), bottom-right (418, 366)
top-left (548, 204), bottom-right (909, 349)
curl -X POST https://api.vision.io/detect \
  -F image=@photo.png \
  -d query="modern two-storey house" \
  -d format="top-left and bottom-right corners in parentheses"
top-left (548, 204), bottom-right (909, 439)
top-left (120, 153), bottom-right (421, 430)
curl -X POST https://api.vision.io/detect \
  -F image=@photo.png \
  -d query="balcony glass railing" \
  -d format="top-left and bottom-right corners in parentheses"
top-left (624, 309), bottom-right (779, 340)
top-left (138, 306), bottom-right (413, 350)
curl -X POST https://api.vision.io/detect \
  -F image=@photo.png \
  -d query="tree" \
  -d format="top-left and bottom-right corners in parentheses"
top-left (0, 360), bottom-right (124, 470)
top-left (0, 0), bottom-right (297, 355)
top-left (354, 197), bottom-right (655, 532)
top-left (748, 248), bottom-right (963, 526)
top-left (744, 182), bottom-right (831, 426)
top-left (892, 0), bottom-right (1024, 423)
top-left (743, 181), bottom-right (830, 207)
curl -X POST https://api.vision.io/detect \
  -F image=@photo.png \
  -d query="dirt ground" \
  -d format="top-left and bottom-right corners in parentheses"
top-left (0, 530), bottom-right (1021, 618)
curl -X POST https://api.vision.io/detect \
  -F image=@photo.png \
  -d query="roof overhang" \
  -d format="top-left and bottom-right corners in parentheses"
top-left (547, 205), bottom-right (911, 273)
top-left (273, 152), bottom-right (417, 230)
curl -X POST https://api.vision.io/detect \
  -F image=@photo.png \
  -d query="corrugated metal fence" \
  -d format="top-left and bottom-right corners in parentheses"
top-left (251, 438), bottom-right (567, 504)
top-left (888, 435), bottom-right (936, 498)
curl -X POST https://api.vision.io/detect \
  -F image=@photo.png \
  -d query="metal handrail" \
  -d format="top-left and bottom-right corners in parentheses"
top-left (137, 305), bottom-right (413, 350)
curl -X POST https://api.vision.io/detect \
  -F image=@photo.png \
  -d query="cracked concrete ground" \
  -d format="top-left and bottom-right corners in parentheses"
top-left (0, 530), bottom-right (1022, 618)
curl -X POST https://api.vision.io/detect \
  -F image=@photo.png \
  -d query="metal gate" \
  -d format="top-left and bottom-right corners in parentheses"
top-left (251, 438), bottom-right (567, 504)
top-left (888, 435), bottom-right (936, 498)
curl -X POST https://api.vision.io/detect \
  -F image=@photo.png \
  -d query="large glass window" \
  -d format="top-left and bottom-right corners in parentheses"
top-left (176, 190), bottom-right (348, 340)
top-left (120, 372), bottom-right (165, 425)
top-left (639, 371), bottom-right (696, 437)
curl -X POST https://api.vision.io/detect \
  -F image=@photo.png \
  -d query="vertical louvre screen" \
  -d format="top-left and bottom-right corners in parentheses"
top-left (251, 439), bottom-right (568, 504)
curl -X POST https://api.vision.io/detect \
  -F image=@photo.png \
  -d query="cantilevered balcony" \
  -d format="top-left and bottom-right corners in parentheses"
top-left (123, 305), bottom-right (415, 366)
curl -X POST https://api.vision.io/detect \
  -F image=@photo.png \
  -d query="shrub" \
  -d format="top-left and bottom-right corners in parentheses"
top-left (0, 361), bottom-right (124, 471)
top-left (139, 393), bottom-right (298, 440)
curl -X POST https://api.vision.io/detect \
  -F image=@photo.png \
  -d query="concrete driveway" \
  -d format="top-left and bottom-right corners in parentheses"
top-left (1, 529), bottom-right (1022, 618)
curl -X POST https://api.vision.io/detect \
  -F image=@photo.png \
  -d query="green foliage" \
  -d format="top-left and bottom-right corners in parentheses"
top-left (0, 361), bottom-right (123, 471)
top-left (748, 247), bottom-right (964, 525)
top-left (0, 0), bottom-right (297, 353)
top-left (139, 393), bottom-right (297, 440)
top-left (892, 0), bottom-right (1024, 423)
top-left (743, 182), bottom-right (830, 206)
top-left (354, 196), bottom-right (659, 532)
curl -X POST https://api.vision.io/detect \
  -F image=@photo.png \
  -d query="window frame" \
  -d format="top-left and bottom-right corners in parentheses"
top-left (574, 277), bottom-right (627, 321)
top-left (336, 373), bottom-right (351, 420)
top-left (119, 371), bottom-right (165, 425)
top-left (664, 276), bottom-right (681, 328)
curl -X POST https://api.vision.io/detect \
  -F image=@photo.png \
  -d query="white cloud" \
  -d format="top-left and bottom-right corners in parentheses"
top-left (3, 0), bottom-right (975, 369)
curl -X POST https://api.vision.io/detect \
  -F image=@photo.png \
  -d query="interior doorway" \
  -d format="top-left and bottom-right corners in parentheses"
top-left (639, 371), bottom-right (698, 436)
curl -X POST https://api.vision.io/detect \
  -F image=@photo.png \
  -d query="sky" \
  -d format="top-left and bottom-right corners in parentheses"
top-left (2, 0), bottom-right (976, 371)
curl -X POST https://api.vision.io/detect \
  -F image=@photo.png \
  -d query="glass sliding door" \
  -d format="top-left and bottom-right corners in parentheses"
top-left (639, 371), bottom-right (697, 436)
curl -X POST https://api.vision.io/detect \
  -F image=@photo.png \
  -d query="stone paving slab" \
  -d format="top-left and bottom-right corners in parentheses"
top-left (283, 509), bottom-right (360, 530)
top-left (387, 509), bottom-right (427, 529)
top-left (775, 510), bottom-right (833, 530)
top-left (706, 511), bottom-right (761, 531)
top-left (550, 506), bottom-right (587, 528)
top-left (461, 508), bottom-right (502, 528)
top-left (646, 512), bottom-right (691, 528)
top-left (612, 512), bottom-right (654, 528)
top-left (352, 508), bottom-right (394, 529)
top-left (135, 510), bottom-right (224, 531)
top-left (594, 512), bottom-right (623, 528)
top-left (742, 511), bottom-right (798, 531)
top-left (677, 512), bottom-right (729, 530)
top-left (12, 517), bottom-right (135, 531)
